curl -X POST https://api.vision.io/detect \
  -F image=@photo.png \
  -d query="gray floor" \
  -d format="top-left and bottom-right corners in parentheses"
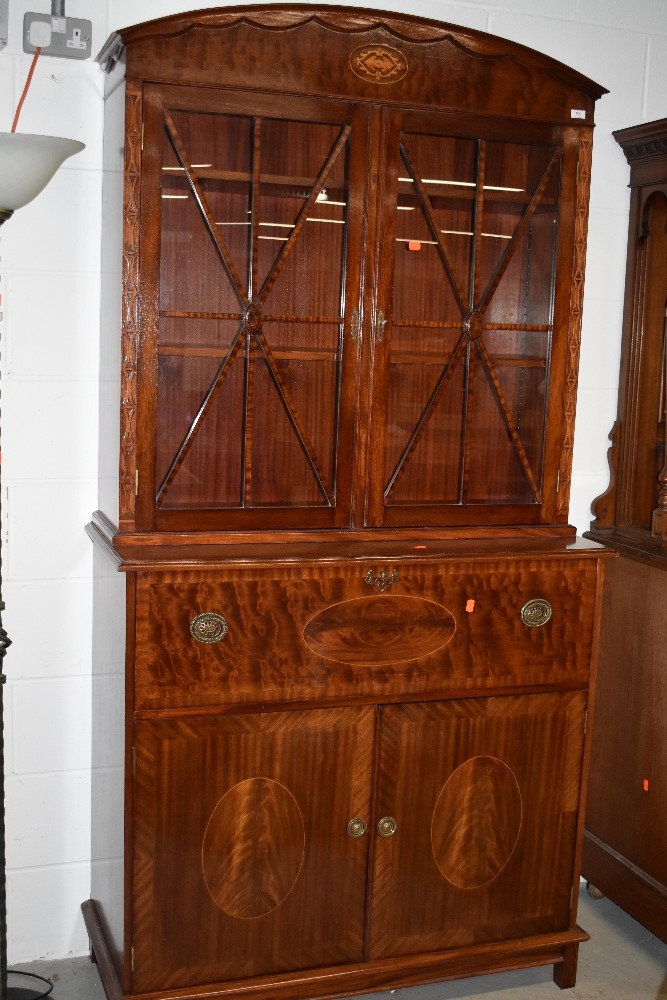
top-left (9, 890), bottom-right (667, 999)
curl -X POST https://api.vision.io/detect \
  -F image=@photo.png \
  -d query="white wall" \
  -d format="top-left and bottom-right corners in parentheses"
top-left (0, 0), bottom-right (664, 966)
top-left (1, 0), bottom-right (106, 962)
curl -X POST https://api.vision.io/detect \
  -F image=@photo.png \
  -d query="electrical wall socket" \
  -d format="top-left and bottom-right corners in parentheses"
top-left (0, 3), bottom-right (8, 52)
top-left (24, 12), bottom-right (92, 59)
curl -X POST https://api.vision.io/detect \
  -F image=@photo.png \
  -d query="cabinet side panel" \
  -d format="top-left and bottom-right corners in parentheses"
top-left (98, 74), bottom-right (126, 525)
top-left (90, 542), bottom-right (126, 980)
top-left (585, 554), bottom-right (667, 889)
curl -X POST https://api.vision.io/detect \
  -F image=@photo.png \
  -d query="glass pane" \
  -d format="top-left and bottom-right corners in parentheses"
top-left (466, 329), bottom-right (549, 503)
top-left (386, 128), bottom-right (558, 510)
top-left (384, 353), bottom-right (465, 504)
top-left (157, 347), bottom-right (244, 509)
top-left (160, 111), bottom-right (252, 315)
top-left (479, 140), bottom-right (559, 321)
top-left (156, 106), bottom-right (351, 512)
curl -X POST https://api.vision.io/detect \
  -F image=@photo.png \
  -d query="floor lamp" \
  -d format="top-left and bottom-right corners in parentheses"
top-left (0, 129), bottom-right (84, 999)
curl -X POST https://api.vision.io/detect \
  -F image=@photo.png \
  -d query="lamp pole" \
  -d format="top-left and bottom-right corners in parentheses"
top-left (1, 397), bottom-right (12, 1000)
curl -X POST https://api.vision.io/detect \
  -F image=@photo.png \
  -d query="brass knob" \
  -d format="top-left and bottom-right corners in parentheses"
top-left (190, 612), bottom-right (229, 644)
top-left (520, 598), bottom-right (552, 628)
top-left (377, 816), bottom-right (398, 838)
top-left (347, 817), bottom-right (367, 838)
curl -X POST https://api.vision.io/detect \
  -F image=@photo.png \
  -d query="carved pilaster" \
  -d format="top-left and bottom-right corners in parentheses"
top-left (558, 133), bottom-right (592, 519)
top-left (119, 81), bottom-right (142, 525)
top-left (651, 306), bottom-right (667, 537)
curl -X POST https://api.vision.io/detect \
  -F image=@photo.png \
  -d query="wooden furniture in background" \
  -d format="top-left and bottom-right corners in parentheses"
top-left (584, 118), bottom-right (667, 944)
top-left (84, 8), bottom-right (608, 1000)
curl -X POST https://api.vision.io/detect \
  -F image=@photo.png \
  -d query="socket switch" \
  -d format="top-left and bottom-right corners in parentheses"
top-left (24, 12), bottom-right (91, 59)
top-left (0, 3), bottom-right (8, 51)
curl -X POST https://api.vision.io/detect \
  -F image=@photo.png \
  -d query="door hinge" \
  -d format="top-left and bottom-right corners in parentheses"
top-left (556, 469), bottom-right (561, 493)
top-left (135, 469), bottom-right (139, 496)
top-left (584, 710), bottom-right (588, 735)
top-left (141, 123), bottom-right (144, 151)
top-left (131, 945), bottom-right (135, 972)
top-left (131, 746), bottom-right (136, 776)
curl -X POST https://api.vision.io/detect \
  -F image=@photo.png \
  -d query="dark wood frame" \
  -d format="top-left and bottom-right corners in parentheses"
top-left (584, 118), bottom-right (667, 944)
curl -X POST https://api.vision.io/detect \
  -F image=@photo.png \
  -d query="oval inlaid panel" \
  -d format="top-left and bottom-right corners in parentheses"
top-left (202, 777), bottom-right (304, 919)
top-left (432, 756), bottom-right (522, 890)
top-left (303, 595), bottom-right (456, 664)
top-left (349, 44), bottom-right (409, 84)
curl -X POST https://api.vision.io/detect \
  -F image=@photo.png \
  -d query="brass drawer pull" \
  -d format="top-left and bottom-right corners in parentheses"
top-left (190, 612), bottom-right (229, 644)
top-left (347, 817), bottom-right (367, 838)
top-left (377, 816), bottom-right (398, 838)
top-left (520, 598), bottom-right (552, 628)
top-left (365, 569), bottom-right (399, 592)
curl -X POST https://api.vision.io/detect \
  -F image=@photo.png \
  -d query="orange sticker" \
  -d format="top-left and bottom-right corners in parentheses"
top-left (643, 779), bottom-right (649, 792)
top-left (408, 241), bottom-right (422, 251)
top-left (466, 599), bottom-right (475, 613)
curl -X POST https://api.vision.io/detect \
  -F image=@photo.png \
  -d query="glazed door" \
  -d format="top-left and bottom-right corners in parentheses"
top-left (368, 693), bottom-right (587, 958)
top-left (137, 84), bottom-right (368, 532)
top-left (132, 706), bottom-right (375, 993)
top-left (365, 112), bottom-right (571, 528)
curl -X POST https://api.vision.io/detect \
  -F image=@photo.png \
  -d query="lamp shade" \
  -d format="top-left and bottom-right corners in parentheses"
top-left (0, 132), bottom-right (85, 220)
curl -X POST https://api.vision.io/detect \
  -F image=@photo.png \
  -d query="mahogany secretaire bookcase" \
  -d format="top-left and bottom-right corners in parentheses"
top-left (85, 8), bottom-right (610, 999)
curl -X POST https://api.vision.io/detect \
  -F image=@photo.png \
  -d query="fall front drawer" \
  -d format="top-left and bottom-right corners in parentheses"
top-left (132, 554), bottom-right (599, 710)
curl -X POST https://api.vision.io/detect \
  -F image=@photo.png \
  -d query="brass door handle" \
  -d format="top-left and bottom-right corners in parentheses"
top-left (377, 816), bottom-right (398, 838)
top-left (347, 817), bottom-right (368, 838)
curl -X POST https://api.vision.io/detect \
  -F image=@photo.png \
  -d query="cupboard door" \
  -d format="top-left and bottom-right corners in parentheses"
top-left (138, 85), bottom-right (368, 531)
top-left (369, 693), bottom-right (587, 958)
top-left (132, 706), bottom-right (375, 993)
top-left (367, 114), bottom-right (567, 527)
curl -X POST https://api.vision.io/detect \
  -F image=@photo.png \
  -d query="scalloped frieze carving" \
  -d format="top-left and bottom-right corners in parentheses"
top-left (119, 7), bottom-right (604, 99)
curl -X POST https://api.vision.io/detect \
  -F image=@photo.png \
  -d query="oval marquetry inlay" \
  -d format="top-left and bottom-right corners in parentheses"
top-left (349, 44), bottom-right (408, 84)
top-left (431, 756), bottom-right (522, 889)
top-left (202, 778), bottom-right (304, 919)
top-left (303, 595), bottom-right (456, 664)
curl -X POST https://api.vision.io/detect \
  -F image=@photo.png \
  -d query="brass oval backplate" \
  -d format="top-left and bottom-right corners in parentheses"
top-left (520, 598), bottom-right (552, 628)
top-left (190, 611), bottom-right (229, 644)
